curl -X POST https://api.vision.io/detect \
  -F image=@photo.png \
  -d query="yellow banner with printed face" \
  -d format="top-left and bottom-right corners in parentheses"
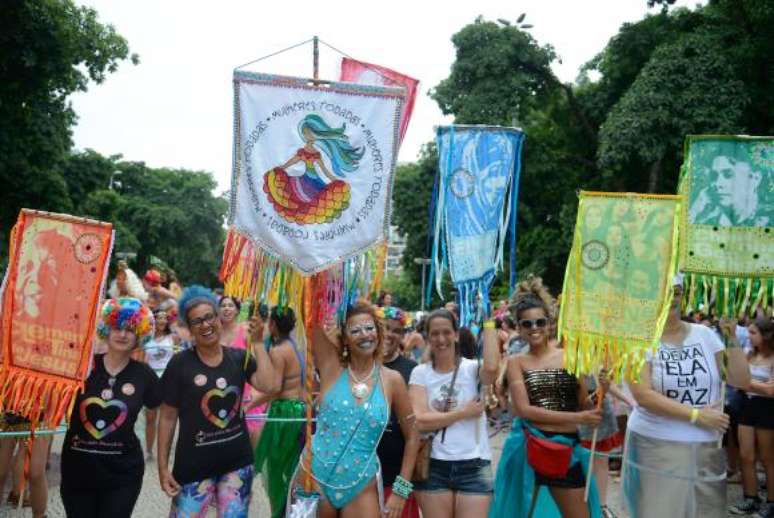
top-left (558, 192), bottom-right (681, 381)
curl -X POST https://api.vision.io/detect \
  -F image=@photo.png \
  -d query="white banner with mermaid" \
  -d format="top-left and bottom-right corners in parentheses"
top-left (229, 71), bottom-right (404, 274)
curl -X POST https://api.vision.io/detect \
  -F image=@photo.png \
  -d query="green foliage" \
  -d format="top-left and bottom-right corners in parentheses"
top-left (431, 16), bottom-right (558, 126)
top-left (395, 4), bottom-right (772, 302)
top-left (391, 146), bottom-right (439, 283)
top-left (0, 0), bottom-right (133, 257)
top-left (69, 151), bottom-right (228, 286)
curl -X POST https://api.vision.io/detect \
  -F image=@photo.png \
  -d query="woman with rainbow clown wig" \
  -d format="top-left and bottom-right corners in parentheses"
top-left (264, 113), bottom-right (364, 225)
top-left (157, 286), bottom-right (280, 517)
top-left (60, 298), bottom-right (160, 518)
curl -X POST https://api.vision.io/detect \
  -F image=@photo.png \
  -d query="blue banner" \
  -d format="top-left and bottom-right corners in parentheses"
top-left (430, 125), bottom-right (524, 325)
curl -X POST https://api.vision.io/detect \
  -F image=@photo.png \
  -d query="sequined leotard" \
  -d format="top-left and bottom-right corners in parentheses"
top-left (523, 369), bottom-right (579, 412)
top-left (311, 369), bottom-right (389, 509)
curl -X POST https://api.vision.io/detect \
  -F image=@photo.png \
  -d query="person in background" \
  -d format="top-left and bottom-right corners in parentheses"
top-left (409, 308), bottom-right (499, 518)
top-left (623, 276), bottom-right (750, 518)
top-left (60, 298), bottom-right (159, 518)
top-left (142, 269), bottom-right (176, 310)
top-left (143, 307), bottom-right (180, 461)
top-left (730, 317), bottom-right (774, 517)
top-left (253, 307), bottom-right (306, 518)
top-left (458, 327), bottom-right (478, 360)
top-left (109, 261), bottom-right (148, 302)
top-left (404, 317), bottom-right (427, 363)
top-left (377, 290), bottom-right (394, 307)
top-left (376, 306), bottom-right (421, 518)
top-left (157, 286), bottom-right (279, 517)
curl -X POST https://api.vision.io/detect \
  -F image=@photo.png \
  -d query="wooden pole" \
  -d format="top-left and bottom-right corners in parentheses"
top-left (584, 372), bottom-right (605, 503)
top-left (312, 36), bottom-right (319, 83)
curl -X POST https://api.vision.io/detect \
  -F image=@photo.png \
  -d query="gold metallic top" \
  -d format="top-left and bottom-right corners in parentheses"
top-left (523, 368), bottom-right (579, 412)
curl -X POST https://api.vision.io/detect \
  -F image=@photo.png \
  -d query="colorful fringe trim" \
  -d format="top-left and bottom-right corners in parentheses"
top-left (219, 227), bottom-right (386, 491)
top-left (682, 274), bottom-right (773, 318)
top-left (220, 228), bottom-right (385, 323)
top-left (0, 368), bottom-right (82, 431)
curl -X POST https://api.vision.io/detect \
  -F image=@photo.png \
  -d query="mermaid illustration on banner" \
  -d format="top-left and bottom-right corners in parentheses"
top-left (264, 113), bottom-right (365, 225)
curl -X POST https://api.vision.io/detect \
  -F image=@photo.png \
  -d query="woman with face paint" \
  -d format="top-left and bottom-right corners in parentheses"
top-left (59, 298), bottom-right (159, 518)
top-left (408, 308), bottom-right (500, 518)
top-left (623, 275), bottom-right (750, 518)
top-left (310, 301), bottom-right (419, 518)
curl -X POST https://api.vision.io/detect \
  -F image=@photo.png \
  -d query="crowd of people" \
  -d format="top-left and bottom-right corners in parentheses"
top-left (0, 264), bottom-right (772, 518)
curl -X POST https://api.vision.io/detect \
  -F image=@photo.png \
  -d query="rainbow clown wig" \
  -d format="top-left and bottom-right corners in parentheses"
top-left (178, 285), bottom-right (219, 327)
top-left (375, 306), bottom-right (410, 328)
top-left (97, 297), bottom-right (155, 346)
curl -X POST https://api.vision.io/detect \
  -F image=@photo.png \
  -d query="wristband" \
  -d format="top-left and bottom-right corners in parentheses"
top-left (392, 475), bottom-right (413, 499)
top-left (483, 320), bottom-right (496, 330)
top-left (689, 408), bottom-right (699, 424)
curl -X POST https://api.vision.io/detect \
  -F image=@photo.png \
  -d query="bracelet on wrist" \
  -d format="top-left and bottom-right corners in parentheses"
top-left (483, 320), bottom-right (496, 330)
top-left (689, 408), bottom-right (699, 424)
top-left (392, 475), bottom-right (413, 499)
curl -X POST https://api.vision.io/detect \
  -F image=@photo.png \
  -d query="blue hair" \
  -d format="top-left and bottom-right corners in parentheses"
top-left (299, 114), bottom-right (364, 177)
top-left (178, 285), bottom-right (218, 326)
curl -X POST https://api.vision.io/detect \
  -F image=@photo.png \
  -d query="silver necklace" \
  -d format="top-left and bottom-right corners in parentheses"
top-left (348, 363), bottom-right (376, 399)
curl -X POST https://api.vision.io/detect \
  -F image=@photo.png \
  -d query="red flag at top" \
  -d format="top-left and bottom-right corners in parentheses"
top-left (340, 57), bottom-right (419, 145)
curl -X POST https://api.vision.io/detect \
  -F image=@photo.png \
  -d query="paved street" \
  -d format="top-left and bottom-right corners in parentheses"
top-left (0, 419), bottom-right (746, 517)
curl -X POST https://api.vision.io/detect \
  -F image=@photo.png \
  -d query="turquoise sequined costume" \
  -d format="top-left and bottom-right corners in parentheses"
top-left (311, 369), bottom-right (389, 509)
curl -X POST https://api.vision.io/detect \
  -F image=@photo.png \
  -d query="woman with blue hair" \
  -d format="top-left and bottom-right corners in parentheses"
top-left (157, 286), bottom-right (280, 517)
top-left (264, 113), bottom-right (364, 225)
top-left (60, 298), bottom-right (159, 518)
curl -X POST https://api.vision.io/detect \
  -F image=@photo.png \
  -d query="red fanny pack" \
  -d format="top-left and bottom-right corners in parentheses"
top-left (523, 426), bottom-right (573, 478)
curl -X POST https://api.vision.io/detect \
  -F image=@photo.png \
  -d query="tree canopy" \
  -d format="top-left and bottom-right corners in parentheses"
top-left (392, 1), bottom-right (773, 302)
top-left (0, 1), bottom-right (227, 285)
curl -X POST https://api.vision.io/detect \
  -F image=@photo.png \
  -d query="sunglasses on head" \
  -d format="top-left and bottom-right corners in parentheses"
top-left (519, 318), bottom-right (548, 329)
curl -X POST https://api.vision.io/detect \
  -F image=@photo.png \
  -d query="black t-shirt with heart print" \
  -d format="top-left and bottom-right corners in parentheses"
top-left (61, 354), bottom-right (161, 489)
top-left (161, 346), bottom-right (257, 484)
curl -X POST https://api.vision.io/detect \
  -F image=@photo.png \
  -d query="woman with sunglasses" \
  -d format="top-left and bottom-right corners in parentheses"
top-left (309, 301), bottom-right (418, 518)
top-left (623, 276), bottom-right (750, 518)
top-left (156, 286), bottom-right (279, 517)
top-left (408, 308), bottom-right (500, 518)
top-left (490, 294), bottom-right (602, 518)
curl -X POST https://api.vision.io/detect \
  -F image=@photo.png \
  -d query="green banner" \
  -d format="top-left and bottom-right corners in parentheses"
top-left (679, 135), bottom-right (773, 316)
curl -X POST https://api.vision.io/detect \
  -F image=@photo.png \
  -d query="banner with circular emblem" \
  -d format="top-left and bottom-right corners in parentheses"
top-left (558, 191), bottom-right (681, 381)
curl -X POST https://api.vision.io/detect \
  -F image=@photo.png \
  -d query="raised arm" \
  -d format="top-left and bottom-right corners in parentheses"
top-left (508, 356), bottom-right (599, 426)
top-left (479, 321), bottom-right (501, 385)
top-left (311, 320), bottom-right (342, 385)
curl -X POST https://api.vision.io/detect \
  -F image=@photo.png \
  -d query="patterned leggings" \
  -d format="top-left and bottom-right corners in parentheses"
top-left (170, 464), bottom-right (253, 518)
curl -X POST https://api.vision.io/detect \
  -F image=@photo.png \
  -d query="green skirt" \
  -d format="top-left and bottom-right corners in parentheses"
top-left (254, 399), bottom-right (306, 518)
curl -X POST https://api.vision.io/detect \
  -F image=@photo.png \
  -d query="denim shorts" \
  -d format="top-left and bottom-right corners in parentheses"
top-left (414, 458), bottom-right (493, 495)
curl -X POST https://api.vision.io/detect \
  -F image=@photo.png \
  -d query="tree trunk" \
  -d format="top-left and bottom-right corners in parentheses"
top-left (647, 156), bottom-right (662, 193)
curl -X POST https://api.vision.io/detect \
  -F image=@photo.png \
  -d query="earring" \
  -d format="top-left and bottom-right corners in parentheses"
top-left (343, 346), bottom-right (349, 358)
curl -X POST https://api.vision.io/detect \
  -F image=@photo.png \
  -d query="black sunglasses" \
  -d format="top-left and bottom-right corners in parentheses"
top-left (519, 318), bottom-right (548, 329)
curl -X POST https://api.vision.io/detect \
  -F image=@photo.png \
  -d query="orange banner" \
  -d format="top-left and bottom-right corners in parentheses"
top-left (0, 209), bottom-right (114, 428)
